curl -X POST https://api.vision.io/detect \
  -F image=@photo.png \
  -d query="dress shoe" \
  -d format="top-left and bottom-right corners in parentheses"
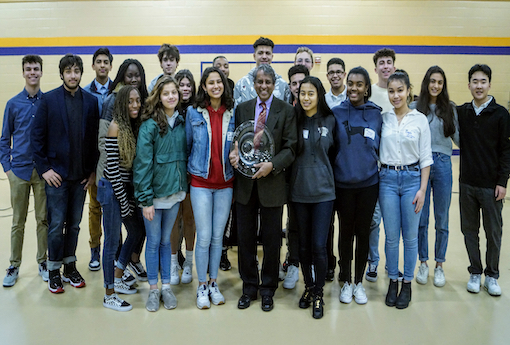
top-left (238, 294), bottom-right (253, 309)
top-left (396, 281), bottom-right (412, 309)
top-left (385, 279), bottom-right (398, 307)
top-left (261, 295), bottom-right (274, 312)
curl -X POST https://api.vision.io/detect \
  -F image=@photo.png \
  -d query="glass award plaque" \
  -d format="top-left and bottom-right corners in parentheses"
top-left (231, 120), bottom-right (275, 178)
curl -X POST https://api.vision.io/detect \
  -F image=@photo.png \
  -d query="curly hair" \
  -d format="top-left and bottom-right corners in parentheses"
top-left (194, 67), bottom-right (234, 111)
top-left (112, 85), bottom-right (141, 169)
top-left (142, 76), bottom-right (181, 136)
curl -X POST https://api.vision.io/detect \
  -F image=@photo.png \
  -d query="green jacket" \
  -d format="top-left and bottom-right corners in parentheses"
top-left (133, 117), bottom-right (187, 207)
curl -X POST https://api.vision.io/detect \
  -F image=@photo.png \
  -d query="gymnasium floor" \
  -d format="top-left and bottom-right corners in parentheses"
top-left (0, 156), bottom-right (509, 345)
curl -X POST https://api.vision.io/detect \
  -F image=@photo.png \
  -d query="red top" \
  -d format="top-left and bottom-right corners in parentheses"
top-left (191, 105), bottom-right (234, 189)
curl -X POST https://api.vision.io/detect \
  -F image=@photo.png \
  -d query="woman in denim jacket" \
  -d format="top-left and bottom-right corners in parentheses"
top-left (133, 76), bottom-right (188, 312)
top-left (186, 67), bottom-right (235, 309)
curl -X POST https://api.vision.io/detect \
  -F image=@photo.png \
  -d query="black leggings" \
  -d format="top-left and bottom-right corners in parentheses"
top-left (337, 184), bottom-right (379, 284)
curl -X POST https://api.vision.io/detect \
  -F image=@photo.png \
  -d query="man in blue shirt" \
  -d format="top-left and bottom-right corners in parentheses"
top-left (0, 55), bottom-right (48, 287)
top-left (83, 47), bottom-right (113, 272)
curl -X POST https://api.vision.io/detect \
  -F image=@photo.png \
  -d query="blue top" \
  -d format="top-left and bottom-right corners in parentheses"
top-left (0, 88), bottom-right (43, 181)
top-left (332, 99), bottom-right (382, 188)
top-left (185, 106), bottom-right (235, 181)
top-left (83, 78), bottom-right (112, 115)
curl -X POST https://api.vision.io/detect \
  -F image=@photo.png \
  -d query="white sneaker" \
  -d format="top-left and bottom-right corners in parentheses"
top-left (434, 267), bottom-right (446, 287)
top-left (208, 281), bottom-right (225, 305)
top-left (114, 279), bottom-right (137, 294)
top-left (484, 276), bottom-right (502, 296)
top-left (467, 274), bottom-right (481, 293)
top-left (146, 289), bottom-right (160, 312)
top-left (353, 282), bottom-right (368, 305)
top-left (283, 265), bottom-right (299, 289)
top-left (39, 262), bottom-right (49, 282)
top-left (181, 263), bottom-right (193, 284)
top-left (170, 263), bottom-right (180, 285)
top-left (161, 287), bottom-right (177, 309)
top-left (122, 268), bottom-right (136, 286)
top-left (365, 264), bottom-right (378, 282)
top-left (339, 282), bottom-right (353, 304)
top-left (416, 263), bottom-right (429, 285)
top-left (196, 284), bottom-right (211, 309)
top-left (103, 293), bottom-right (132, 312)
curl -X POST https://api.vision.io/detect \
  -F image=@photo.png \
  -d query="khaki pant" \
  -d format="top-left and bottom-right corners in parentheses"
top-left (8, 169), bottom-right (48, 267)
top-left (88, 182), bottom-right (103, 249)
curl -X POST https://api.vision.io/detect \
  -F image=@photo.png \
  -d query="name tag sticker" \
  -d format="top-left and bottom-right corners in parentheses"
top-left (227, 132), bottom-right (234, 141)
top-left (303, 129), bottom-right (309, 139)
top-left (364, 128), bottom-right (375, 140)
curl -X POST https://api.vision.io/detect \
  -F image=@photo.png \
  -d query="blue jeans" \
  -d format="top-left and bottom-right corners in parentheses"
top-left (143, 204), bottom-right (180, 285)
top-left (418, 153), bottom-right (452, 263)
top-left (294, 201), bottom-right (334, 296)
top-left (97, 178), bottom-right (144, 289)
top-left (46, 179), bottom-right (87, 271)
top-left (379, 167), bottom-right (422, 281)
top-left (190, 186), bottom-right (233, 283)
top-left (367, 200), bottom-right (381, 266)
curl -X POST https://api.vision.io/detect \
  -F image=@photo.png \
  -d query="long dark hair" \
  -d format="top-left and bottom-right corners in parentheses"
top-left (112, 85), bottom-right (141, 169)
top-left (141, 76), bottom-right (180, 136)
top-left (416, 66), bottom-right (455, 137)
top-left (175, 69), bottom-right (196, 114)
top-left (110, 59), bottom-right (149, 102)
top-left (194, 67), bottom-right (234, 111)
top-left (295, 76), bottom-right (332, 154)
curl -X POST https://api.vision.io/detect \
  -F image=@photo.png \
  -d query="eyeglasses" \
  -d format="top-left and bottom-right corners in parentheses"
top-left (327, 70), bottom-right (345, 76)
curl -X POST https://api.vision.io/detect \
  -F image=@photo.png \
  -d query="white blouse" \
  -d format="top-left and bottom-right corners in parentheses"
top-left (380, 109), bottom-right (433, 169)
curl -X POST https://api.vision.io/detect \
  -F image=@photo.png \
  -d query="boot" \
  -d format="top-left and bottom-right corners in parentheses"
top-left (396, 281), bottom-right (412, 309)
top-left (385, 279), bottom-right (399, 307)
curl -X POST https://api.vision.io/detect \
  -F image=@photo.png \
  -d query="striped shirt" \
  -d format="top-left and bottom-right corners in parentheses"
top-left (104, 137), bottom-right (133, 218)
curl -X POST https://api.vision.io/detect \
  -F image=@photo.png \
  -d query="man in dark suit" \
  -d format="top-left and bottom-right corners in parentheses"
top-left (32, 54), bottom-right (99, 294)
top-left (230, 64), bottom-right (297, 311)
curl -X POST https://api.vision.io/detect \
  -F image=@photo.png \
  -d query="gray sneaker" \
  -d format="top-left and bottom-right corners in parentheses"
top-left (416, 263), bottom-right (429, 285)
top-left (146, 289), bottom-right (161, 312)
top-left (283, 265), bottom-right (299, 289)
top-left (161, 288), bottom-right (177, 309)
top-left (3, 266), bottom-right (19, 287)
top-left (467, 274), bottom-right (481, 293)
top-left (39, 262), bottom-right (49, 282)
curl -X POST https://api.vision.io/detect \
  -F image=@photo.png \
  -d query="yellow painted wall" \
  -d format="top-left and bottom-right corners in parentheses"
top-left (1, 0), bottom-right (510, 117)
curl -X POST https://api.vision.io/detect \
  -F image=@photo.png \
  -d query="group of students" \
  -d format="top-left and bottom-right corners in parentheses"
top-left (1, 38), bottom-right (509, 320)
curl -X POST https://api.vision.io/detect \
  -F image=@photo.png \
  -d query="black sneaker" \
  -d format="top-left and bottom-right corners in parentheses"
top-left (129, 261), bottom-right (148, 282)
top-left (48, 269), bottom-right (64, 294)
top-left (325, 268), bottom-right (334, 282)
top-left (220, 249), bottom-right (231, 271)
top-left (62, 262), bottom-right (86, 288)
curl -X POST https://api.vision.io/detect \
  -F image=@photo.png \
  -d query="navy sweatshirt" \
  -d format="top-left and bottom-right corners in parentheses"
top-left (333, 99), bottom-right (382, 188)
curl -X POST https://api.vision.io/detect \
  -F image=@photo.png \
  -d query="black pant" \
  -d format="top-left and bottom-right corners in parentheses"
top-left (294, 200), bottom-right (334, 296)
top-left (286, 204), bottom-right (300, 266)
top-left (460, 183), bottom-right (503, 278)
top-left (337, 184), bottom-right (379, 284)
top-left (236, 185), bottom-right (283, 298)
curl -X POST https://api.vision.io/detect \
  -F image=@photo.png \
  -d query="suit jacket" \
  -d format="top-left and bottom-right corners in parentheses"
top-left (32, 85), bottom-right (99, 180)
top-left (234, 97), bottom-right (297, 207)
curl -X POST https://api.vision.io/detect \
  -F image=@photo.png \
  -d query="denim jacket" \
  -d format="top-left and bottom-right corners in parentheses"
top-left (186, 106), bottom-right (235, 181)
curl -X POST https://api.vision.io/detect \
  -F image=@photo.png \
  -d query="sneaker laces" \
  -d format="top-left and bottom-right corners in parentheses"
top-left (6, 266), bottom-right (17, 276)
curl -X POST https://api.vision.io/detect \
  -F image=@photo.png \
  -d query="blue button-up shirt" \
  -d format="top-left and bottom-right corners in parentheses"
top-left (0, 88), bottom-right (43, 181)
top-left (83, 78), bottom-right (111, 115)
